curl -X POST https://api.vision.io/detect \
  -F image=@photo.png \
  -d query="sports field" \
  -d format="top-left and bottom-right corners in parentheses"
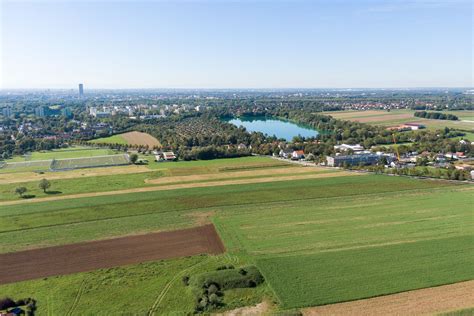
top-left (327, 110), bottom-right (474, 134)
top-left (0, 156), bottom-right (472, 314)
top-left (8, 147), bottom-right (116, 162)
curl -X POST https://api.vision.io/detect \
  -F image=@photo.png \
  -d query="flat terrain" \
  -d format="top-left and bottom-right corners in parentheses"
top-left (303, 280), bottom-right (474, 316)
top-left (0, 224), bottom-right (224, 284)
top-left (327, 110), bottom-right (474, 133)
top-left (8, 147), bottom-right (116, 162)
top-left (0, 156), bottom-right (472, 314)
top-left (89, 131), bottom-right (161, 147)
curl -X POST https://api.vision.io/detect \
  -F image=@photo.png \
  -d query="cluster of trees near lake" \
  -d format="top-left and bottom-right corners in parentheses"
top-left (414, 111), bottom-right (459, 121)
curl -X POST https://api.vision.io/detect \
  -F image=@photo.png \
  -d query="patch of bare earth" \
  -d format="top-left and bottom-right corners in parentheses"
top-left (0, 224), bottom-right (224, 284)
top-left (0, 170), bottom-right (356, 206)
top-left (217, 301), bottom-right (270, 316)
top-left (302, 280), bottom-right (474, 316)
top-left (121, 131), bottom-right (161, 147)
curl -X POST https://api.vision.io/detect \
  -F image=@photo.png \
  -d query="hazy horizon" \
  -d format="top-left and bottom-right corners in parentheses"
top-left (1, 0), bottom-right (473, 89)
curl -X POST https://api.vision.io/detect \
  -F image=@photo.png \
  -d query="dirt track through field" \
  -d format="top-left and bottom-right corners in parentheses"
top-left (303, 280), bottom-right (474, 316)
top-left (0, 170), bottom-right (356, 206)
top-left (0, 224), bottom-right (224, 284)
top-left (121, 131), bottom-right (161, 147)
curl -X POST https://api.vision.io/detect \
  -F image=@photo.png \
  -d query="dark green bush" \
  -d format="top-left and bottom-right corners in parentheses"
top-left (190, 265), bottom-right (264, 291)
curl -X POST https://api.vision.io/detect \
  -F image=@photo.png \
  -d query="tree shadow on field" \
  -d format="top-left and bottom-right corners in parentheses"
top-left (45, 190), bottom-right (62, 195)
top-left (21, 194), bottom-right (36, 199)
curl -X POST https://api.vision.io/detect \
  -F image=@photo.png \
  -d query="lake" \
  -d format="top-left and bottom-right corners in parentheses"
top-left (227, 117), bottom-right (318, 141)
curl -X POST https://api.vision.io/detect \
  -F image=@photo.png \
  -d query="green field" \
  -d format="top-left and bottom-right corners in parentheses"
top-left (88, 134), bottom-right (128, 145)
top-left (0, 254), bottom-right (264, 315)
top-left (0, 156), bottom-right (472, 314)
top-left (327, 110), bottom-right (474, 135)
top-left (258, 236), bottom-right (474, 308)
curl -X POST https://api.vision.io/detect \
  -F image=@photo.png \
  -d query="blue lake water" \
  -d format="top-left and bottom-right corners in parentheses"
top-left (227, 117), bottom-right (318, 141)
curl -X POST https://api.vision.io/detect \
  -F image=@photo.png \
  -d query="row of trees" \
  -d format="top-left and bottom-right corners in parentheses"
top-left (414, 111), bottom-right (459, 120)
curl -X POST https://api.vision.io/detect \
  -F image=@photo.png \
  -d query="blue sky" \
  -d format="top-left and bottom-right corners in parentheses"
top-left (1, 0), bottom-right (472, 89)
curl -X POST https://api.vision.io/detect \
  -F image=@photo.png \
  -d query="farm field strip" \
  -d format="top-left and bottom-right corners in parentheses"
top-left (145, 166), bottom-right (329, 184)
top-left (0, 169), bottom-right (356, 206)
top-left (214, 186), bottom-right (473, 256)
top-left (0, 175), bottom-right (453, 253)
top-left (302, 280), bottom-right (474, 316)
top-left (256, 235), bottom-right (474, 308)
top-left (327, 110), bottom-right (474, 131)
top-left (0, 224), bottom-right (224, 284)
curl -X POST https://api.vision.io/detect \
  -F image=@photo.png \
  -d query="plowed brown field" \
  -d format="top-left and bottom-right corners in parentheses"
top-left (0, 224), bottom-right (224, 284)
top-left (121, 131), bottom-right (161, 147)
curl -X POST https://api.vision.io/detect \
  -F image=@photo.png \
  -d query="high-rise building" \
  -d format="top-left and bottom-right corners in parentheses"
top-left (79, 83), bottom-right (84, 97)
top-left (2, 107), bottom-right (12, 117)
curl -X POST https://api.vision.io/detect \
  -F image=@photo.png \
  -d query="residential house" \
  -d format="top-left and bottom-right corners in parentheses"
top-left (291, 150), bottom-right (305, 160)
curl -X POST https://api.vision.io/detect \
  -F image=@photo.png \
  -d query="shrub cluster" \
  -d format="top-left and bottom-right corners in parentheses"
top-left (0, 297), bottom-right (37, 316)
top-left (184, 265), bottom-right (264, 313)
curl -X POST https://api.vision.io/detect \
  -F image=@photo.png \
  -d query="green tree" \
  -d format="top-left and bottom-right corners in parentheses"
top-left (129, 153), bottom-right (138, 164)
top-left (15, 186), bottom-right (27, 198)
top-left (39, 178), bottom-right (51, 193)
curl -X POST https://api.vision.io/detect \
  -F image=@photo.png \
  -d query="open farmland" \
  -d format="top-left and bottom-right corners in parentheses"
top-left (0, 224), bottom-right (224, 284)
top-left (89, 131), bottom-right (161, 147)
top-left (0, 156), bottom-right (472, 314)
top-left (327, 110), bottom-right (474, 133)
top-left (303, 280), bottom-right (474, 316)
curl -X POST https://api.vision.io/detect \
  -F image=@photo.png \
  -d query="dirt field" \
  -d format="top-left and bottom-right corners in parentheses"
top-left (303, 280), bottom-right (474, 316)
top-left (0, 170), bottom-right (357, 206)
top-left (0, 224), bottom-right (224, 284)
top-left (0, 165), bottom-right (154, 185)
top-left (121, 131), bottom-right (161, 147)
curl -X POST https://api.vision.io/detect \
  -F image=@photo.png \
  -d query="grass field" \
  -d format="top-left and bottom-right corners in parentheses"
top-left (258, 236), bottom-right (474, 308)
top-left (88, 134), bottom-right (129, 145)
top-left (327, 110), bottom-right (474, 134)
top-left (0, 156), bottom-right (472, 314)
top-left (0, 254), bottom-right (259, 315)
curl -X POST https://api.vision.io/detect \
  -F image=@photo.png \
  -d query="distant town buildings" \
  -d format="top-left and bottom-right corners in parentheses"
top-left (334, 144), bottom-right (364, 153)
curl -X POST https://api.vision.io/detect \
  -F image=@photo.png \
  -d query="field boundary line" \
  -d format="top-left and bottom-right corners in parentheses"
top-left (147, 257), bottom-right (214, 315)
top-left (65, 278), bottom-right (86, 316)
